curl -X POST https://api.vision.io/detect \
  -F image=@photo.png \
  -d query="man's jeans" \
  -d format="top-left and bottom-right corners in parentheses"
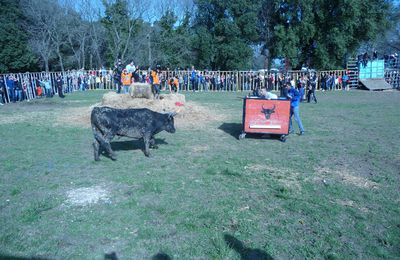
top-left (8, 88), bottom-right (14, 102)
top-left (15, 90), bottom-right (22, 101)
top-left (289, 106), bottom-right (304, 133)
top-left (123, 85), bottom-right (130, 94)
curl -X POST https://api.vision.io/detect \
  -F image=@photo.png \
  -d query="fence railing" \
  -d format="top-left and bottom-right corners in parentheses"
top-left (0, 68), bottom-right (398, 105)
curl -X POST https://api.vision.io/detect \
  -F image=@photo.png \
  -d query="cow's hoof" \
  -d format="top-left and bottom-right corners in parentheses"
top-left (150, 145), bottom-right (159, 149)
top-left (94, 157), bottom-right (100, 161)
top-left (145, 153), bottom-right (152, 157)
top-left (110, 154), bottom-right (117, 160)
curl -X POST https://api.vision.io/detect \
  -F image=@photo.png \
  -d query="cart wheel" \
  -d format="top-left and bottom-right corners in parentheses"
top-left (280, 135), bottom-right (287, 142)
top-left (239, 133), bottom-right (246, 140)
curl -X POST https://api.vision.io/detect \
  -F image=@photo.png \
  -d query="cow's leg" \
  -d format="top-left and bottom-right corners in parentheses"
top-left (103, 132), bottom-right (117, 160)
top-left (149, 136), bottom-right (158, 149)
top-left (93, 139), bottom-right (100, 161)
top-left (143, 134), bottom-right (151, 157)
top-left (93, 128), bottom-right (117, 160)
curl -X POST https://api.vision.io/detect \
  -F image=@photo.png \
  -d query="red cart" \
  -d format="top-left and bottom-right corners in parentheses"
top-left (239, 97), bottom-right (290, 142)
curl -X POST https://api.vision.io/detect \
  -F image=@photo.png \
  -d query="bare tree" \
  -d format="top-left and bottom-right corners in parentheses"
top-left (28, 34), bottom-right (53, 72)
top-left (59, 1), bottom-right (89, 69)
top-left (20, 0), bottom-right (57, 72)
top-left (50, 15), bottom-right (68, 72)
top-left (101, 0), bottom-right (149, 63)
top-left (77, 0), bottom-right (106, 68)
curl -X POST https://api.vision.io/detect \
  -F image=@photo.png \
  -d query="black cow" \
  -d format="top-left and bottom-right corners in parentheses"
top-left (91, 106), bottom-right (176, 160)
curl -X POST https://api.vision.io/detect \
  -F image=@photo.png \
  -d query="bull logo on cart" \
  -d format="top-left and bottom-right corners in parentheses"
top-left (261, 105), bottom-right (276, 119)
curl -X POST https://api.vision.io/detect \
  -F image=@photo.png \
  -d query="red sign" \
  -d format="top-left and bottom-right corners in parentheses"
top-left (243, 98), bottom-right (290, 135)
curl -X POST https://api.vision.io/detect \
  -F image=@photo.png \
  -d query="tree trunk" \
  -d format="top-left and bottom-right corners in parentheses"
top-left (81, 37), bottom-right (86, 69)
top-left (44, 58), bottom-right (49, 73)
top-left (57, 46), bottom-right (65, 72)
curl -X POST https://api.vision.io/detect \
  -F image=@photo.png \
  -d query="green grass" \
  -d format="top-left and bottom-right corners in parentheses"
top-left (0, 90), bottom-right (399, 259)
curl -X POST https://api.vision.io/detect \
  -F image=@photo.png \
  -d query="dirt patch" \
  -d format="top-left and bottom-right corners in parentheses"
top-left (65, 186), bottom-right (110, 206)
top-left (244, 164), bottom-right (302, 191)
top-left (54, 106), bottom-right (94, 128)
top-left (57, 92), bottom-right (225, 129)
top-left (191, 145), bottom-right (209, 153)
top-left (335, 199), bottom-right (369, 213)
top-left (314, 166), bottom-right (379, 189)
top-left (0, 111), bottom-right (49, 125)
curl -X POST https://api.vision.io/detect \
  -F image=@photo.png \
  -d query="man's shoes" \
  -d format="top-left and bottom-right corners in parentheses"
top-left (289, 130), bottom-right (294, 134)
top-left (299, 131), bottom-right (305, 136)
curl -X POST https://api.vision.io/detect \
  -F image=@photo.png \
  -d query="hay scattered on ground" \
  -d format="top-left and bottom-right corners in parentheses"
top-left (314, 166), bottom-right (379, 189)
top-left (59, 91), bottom-right (225, 129)
top-left (244, 164), bottom-right (303, 192)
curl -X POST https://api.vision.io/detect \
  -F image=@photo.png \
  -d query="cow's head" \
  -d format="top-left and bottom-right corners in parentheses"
top-left (261, 105), bottom-right (276, 119)
top-left (164, 112), bottom-right (176, 133)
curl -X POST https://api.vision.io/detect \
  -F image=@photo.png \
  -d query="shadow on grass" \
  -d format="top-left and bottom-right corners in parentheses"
top-left (151, 252), bottom-right (172, 260)
top-left (103, 252), bottom-right (171, 260)
top-left (218, 123), bottom-right (243, 139)
top-left (224, 234), bottom-right (274, 260)
top-left (218, 123), bottom-right (286, 142)
top-left (97, 139), bottom-right (168, 160)
top-left (110, 139), bottom-right (168, 151)
top-left (104, 252), bottom-right (118, 260)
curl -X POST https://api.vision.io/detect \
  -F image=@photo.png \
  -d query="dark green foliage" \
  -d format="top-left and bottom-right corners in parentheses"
top-left (264, 0), bottom-right (393, 69)
top-left (0, 0), bottom-right (37, 73)
top-left (0, 0), bottom-right (397, 72)
top-left (152, 11), bottom-right (193, 69)
top-left (192, 0), bottom-right (260, 70)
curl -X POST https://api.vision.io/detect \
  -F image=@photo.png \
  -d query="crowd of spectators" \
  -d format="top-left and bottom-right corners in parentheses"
top-left (0, 59), bottom-right (398, 105)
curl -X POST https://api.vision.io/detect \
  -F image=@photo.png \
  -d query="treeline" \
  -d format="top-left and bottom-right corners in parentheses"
top-left (0, 0), bottom-right (398, 73)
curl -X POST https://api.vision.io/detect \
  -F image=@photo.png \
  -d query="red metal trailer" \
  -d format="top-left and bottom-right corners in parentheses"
top-left (239, 97), bottom-right (290, 142)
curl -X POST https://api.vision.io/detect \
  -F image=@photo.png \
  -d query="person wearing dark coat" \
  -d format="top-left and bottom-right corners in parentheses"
top-left (0, 76), bottom-right (6, 104)
top-left (14, 77), bottom-right (22, 102)
top-left (113, 59), bottom-right (123, 93)
top-left (307, 73), bottom-right (317, 103)
top-left (55, 74), bottom-right (65, 98)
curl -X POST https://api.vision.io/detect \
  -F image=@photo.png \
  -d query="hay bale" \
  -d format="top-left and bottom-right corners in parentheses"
top-left (129, 83), bottom-right (153, 99)
top-left (102, 92), bottom-right (133, 108)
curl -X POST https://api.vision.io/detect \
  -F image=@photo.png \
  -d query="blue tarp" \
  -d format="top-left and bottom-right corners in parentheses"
top-left (359, 59), bottom-right (385, 79)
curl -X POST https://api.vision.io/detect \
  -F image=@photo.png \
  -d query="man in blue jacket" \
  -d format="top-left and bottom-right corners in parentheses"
top-left (6, 75), bottom-right (15, 102)
top-left (190, 66), bottom-right (197, 92)
top-left (288, 83), bottom-right (305, 135)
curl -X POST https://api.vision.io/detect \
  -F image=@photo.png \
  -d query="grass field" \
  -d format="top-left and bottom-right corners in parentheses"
top-left (0, 90), bottom-right (399, 259)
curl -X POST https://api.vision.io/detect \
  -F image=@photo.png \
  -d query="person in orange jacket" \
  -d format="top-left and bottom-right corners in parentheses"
top-left (150, 68), bottom-right (160, 99)
top-left (168, 76), bottom-right (179, 93)
top-left (121, 69), bottom-right (133, 94)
